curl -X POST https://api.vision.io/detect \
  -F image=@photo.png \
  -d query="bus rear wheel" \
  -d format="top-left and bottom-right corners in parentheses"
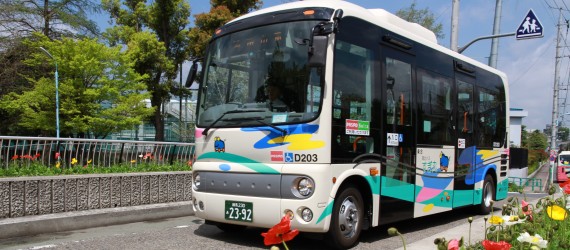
top-left (478, 174), bottom-right (495, 214)
top-left (326, 186), bottom-right (363, 249)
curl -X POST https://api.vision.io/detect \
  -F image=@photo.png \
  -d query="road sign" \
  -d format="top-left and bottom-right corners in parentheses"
top-left (516, 9), bottom-right (543, 40)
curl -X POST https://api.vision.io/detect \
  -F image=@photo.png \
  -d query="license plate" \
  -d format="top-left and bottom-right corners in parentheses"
top-left (224, 200), bottom-right (253, 222)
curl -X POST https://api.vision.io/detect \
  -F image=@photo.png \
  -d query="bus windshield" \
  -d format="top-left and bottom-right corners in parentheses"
top-left (197, 20), bottom-right (323, 128)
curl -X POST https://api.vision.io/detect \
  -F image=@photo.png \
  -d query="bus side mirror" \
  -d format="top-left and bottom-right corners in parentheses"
top-left (308, 35), bottom-right (328, 67)
top-left (185, 58), bottom-right (201, 87)
top-left (307, 10), bottom-right (342, 68)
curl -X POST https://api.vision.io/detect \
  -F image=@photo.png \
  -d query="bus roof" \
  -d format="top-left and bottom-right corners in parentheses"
top-left (228, 0), bottom-right (508, 82)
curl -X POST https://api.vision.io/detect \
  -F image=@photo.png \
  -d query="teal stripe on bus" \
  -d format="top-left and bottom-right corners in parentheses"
top-left (197, 152), bottom-right (280, 174)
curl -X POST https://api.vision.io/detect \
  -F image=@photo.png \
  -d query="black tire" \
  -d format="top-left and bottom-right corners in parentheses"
top-left (478, 174), bottom-right (495, 214)
top-left (216, 223), bottom-right (246, 232)
top-left (325, 186), bottom-right (363, 249)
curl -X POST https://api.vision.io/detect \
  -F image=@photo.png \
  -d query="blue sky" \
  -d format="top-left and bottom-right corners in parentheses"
top-left (94, 0), bottom-right (566, 130)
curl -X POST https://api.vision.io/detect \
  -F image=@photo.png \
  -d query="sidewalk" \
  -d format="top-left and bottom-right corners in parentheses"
top-left (0, 201), bottom-right (193, 239)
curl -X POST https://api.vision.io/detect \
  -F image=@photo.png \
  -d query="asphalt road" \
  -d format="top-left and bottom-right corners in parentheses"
top-left (0, 193), bottom-right (547, 250)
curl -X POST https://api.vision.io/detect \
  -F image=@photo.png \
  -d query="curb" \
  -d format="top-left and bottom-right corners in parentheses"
top-left (0, 201), bottom-right (193, 240)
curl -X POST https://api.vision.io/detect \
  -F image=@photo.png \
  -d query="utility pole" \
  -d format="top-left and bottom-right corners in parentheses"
top-left (451, 0), bottom-right (460, 52)
top-left (488, 0), bottom-right (503, 68)
top-left (549, 8), bottom-right (563, 189)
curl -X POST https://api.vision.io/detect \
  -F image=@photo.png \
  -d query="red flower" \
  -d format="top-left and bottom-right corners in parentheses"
top-left (481, 240), bottom-right (512, 250)
top-left (261, 216), bottom-right (299, 246)
top-left (55, 152), bottom-right (60, 160)
top-left (11, 155), bottom-right (19, 160)
top-left (21, 154), bottom-right (33, 160)
top-left (447, 239), bottom-right (459, 250)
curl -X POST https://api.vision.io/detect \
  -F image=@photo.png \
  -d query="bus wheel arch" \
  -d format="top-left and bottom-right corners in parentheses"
top-left (326, 176), bottom-right (371, 249)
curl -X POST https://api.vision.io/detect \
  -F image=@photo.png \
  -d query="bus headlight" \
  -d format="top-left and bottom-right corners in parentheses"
top-left (293, 177), bottom-right (314, 197)
top-left (301, 208), bottom-right (313, 222)
top-left (193, 172), bottom-right (201, 190)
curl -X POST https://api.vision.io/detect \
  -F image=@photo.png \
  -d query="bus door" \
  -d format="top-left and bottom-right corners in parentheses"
top-left (415, 68), bottom-right (455, 217)
top-left (453, 72), bottom-right (477, 207)
top-left (379, 46), bottom-right (416, 224)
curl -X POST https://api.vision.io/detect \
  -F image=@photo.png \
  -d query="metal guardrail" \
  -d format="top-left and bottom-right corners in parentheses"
top-left (509, 176), bottom-right (543, 192)
top-left (0, 136), bottom-right (195, 169)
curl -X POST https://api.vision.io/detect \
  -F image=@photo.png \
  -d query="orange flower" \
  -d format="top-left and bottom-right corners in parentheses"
top-left (481, 240), bottom-right (512, 250)
top-left (261, 216), bottom-right (299, 246)
top-left (11, 155), bottom-right (18, 160)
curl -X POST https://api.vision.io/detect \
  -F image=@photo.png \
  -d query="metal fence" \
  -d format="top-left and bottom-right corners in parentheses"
top-left (0, 136), bottom-right (195, 169)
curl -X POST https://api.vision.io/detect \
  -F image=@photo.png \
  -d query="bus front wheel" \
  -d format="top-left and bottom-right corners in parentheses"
top-left (326, 186), bottom-right (363, 249)
top-left (478, 174), bottom-right (495, 214)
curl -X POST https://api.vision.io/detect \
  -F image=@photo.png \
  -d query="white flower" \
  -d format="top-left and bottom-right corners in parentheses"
top-left (502, 215), bottom-right (524, 226)
top-left (517, 232), bottom-right (548, 248)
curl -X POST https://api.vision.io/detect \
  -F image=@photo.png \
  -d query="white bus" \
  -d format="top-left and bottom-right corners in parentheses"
top-left (189, 1), bottom-right (509, 248)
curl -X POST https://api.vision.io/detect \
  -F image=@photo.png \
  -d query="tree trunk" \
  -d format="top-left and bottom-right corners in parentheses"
top-left (43, 0), bottom-right (49, 37)
top-left (153, 106), bottom-right (165, 141)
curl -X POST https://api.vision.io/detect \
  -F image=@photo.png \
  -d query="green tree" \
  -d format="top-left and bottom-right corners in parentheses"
top-left (395, 2), bottom-right (444, 39)
top-left (0, 34), bottom-right (153, 138)
top-left (102, 0), bottom-right (191, 141)
top-left (0, 0), bottom-right (100, 39)
top-left (526, 130), bottom-right (548, 151)
top-left (0, 0), bottom-right (102, 135)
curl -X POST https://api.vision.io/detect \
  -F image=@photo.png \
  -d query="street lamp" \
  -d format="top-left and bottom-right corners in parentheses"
top-left (39, 47), bottom-right (60, 139)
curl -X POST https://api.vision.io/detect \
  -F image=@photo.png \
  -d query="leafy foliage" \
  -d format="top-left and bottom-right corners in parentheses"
top-left (0, 33), bottom-right (153, 138)
top-left (0, 0), bottom-right (100, 39)
top-left (188, 0), bottom-right (262, 58)
top-left (102, 0), bottom-right (191, 141)
top-left (395, 2), bottom-right (444, 39)
top-left (0, 162), bottom-right (191, 177)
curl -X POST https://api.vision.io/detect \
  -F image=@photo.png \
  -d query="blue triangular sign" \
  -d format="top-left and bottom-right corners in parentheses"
top-left (516, 9), bottom-right (543, 40)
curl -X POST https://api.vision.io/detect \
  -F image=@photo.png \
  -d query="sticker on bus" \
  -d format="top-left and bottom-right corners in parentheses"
top-left (387, 133), bottom-right (399, 146)
top-left (346, 119), bottom-right (370, 135)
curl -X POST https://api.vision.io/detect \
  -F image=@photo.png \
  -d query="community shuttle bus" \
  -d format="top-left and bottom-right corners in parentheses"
top-left (189, 0), bottom-right (509, 248)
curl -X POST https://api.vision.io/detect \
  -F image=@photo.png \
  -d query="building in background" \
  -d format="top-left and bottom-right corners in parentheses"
top-left (510, 108), bottom-right (528, 147)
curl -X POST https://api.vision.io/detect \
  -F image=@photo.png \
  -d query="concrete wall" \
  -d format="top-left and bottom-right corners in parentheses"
top-left (0, 172), bottom-right (192, 219)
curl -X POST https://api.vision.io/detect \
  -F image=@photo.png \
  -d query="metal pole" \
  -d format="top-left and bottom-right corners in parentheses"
top-left (39, 47), bottom-right (60, 139)
top-left (549, 9), bottom-right (563, 189)
top-left (489, 0), bottom-right (503, 68)
top-left (451, 0), bottom-right (460, 52)
top-left (179, 62), bottom-right (183, 142)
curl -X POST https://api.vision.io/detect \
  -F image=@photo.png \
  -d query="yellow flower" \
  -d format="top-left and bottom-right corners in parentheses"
top-left (87, 159), bottom-right (92, 164)
top-left (55, 161), bottom-right (61, 168)
top-left (131, 160), bottom-right (136, 163)
top-left (71, 158), bottom-right (77, 165)
top-left (488, 215), bottom-right (504, 225)
top-left (547, 205), bottom-right (568, 221)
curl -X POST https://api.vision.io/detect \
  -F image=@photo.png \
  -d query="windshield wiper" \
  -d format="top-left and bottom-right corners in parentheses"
top-left (252, 118), bottom-right (288, 137)
top-left (202, 109), bottom-right (265, 136)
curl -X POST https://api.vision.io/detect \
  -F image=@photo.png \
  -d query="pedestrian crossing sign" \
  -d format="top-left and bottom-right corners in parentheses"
top-left (516, 9), bottom-right (543, 40)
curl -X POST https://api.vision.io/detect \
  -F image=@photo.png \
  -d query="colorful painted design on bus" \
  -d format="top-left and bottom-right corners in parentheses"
top-left (197, 152), bottom-right (279, 174)
top-left (214, 137), bottom-right (226, 152)
top-left (460, 147), bottom-right (498, 185)
top-left (416, 152), bottom-right (453, 203)
top-left (242, 124), bottom-right (325, 150)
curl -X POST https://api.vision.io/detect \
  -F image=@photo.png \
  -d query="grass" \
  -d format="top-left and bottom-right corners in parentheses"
top-left (0, 161), bottom-right (192, 177)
